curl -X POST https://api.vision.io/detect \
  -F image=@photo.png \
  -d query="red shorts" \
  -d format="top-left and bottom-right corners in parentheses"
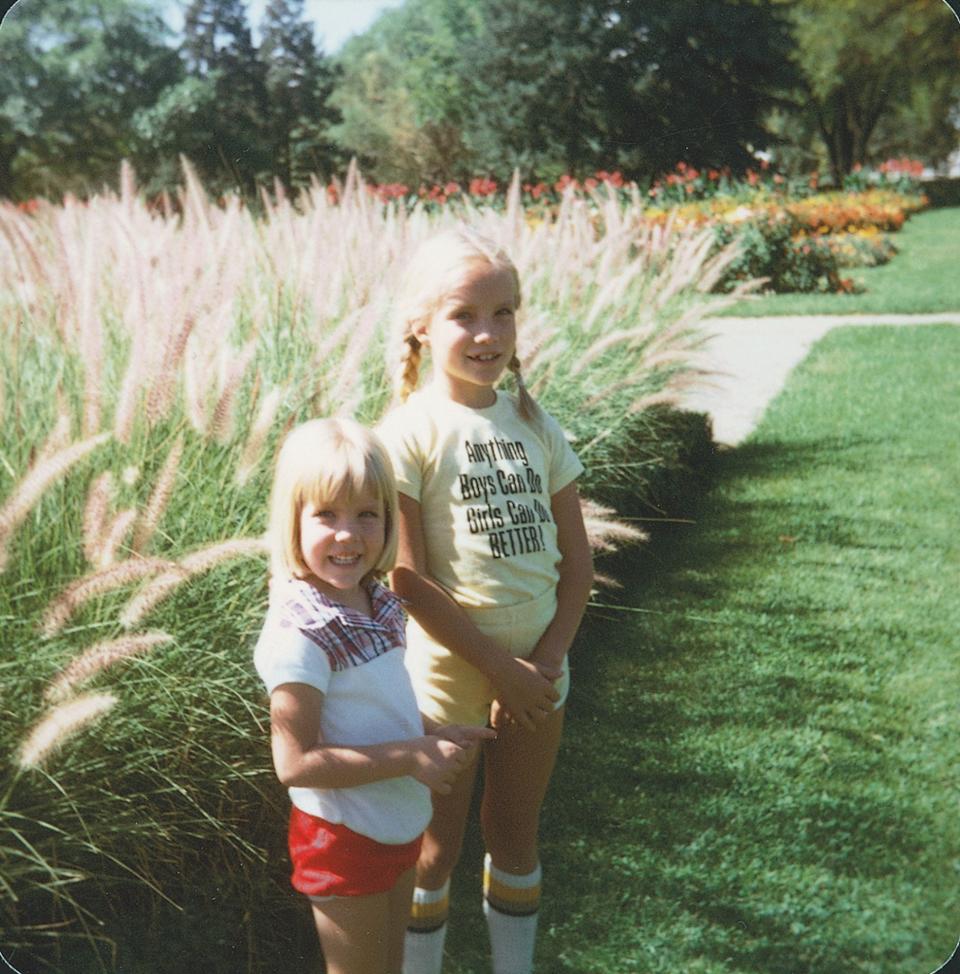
top-left (288, 805), bottom-right (423, 899)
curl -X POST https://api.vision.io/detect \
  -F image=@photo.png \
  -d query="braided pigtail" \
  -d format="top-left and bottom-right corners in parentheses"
top-left (508, 354), bottom-right (541, 425)
top-left (395, 333), bottom-right (423, 403)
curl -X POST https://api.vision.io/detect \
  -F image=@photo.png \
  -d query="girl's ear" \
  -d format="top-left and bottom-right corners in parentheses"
top-left (412, 321), bottom-right (430, 346)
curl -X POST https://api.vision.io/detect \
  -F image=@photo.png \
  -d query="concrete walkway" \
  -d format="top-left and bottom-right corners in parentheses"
top-left (682, 313), bottom-right (960, 446)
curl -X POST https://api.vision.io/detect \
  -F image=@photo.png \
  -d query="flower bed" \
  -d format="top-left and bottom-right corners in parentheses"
top-left (336, 160), bottom-right (928, 295)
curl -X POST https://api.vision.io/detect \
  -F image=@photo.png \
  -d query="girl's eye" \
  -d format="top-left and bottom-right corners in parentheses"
top-left (359, 510), bottom-right (380, 518)
top-left (496, 307), bottom-right (514, 317)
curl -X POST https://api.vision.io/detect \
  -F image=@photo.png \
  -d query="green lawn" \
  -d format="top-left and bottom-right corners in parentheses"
top-left (447, 324), bottom-right (959, 974)
top-left (720, 206), bottom-right (960, 316)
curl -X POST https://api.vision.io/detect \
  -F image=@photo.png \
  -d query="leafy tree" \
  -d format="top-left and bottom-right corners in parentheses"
top-left (0, 0), bottom-right (181, 198)
top-left (330, 0), bottom-right (800, 184)
top-left (782, 0), bottom-right (960, 181)
top-left (606, 0), bottom-right (799, 174)
top-left (143, 0), bottom-right (271, 194)
top-left (258, 0), bottom-right (343, 189)
top-left (329, 0), bottom-right (479, 183)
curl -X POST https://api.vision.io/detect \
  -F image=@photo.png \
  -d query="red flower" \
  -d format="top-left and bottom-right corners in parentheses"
top-left (469, 177), bottom-right (497, 196)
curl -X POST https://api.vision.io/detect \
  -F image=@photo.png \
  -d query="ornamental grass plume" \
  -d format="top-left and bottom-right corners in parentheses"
top-left (132, 436), bottom-right (184, 554)
top-left (144, 316), bottom-right (196, 428)
top-left (34, 411), bottom-right (73, 467)
top-left (0, 432), bottom-right (110, 574)
top-left (49, 198), bottom-right (107, 435)
top-left (18, 693), bottom-right (118, 769)
top-left (97, 508), bottom-right (137, 567)
top-left (580, 499), bottom-right (648, 554)
top-left (119, 537), bottom-right (269, 629)
top-left (44, 632), bottom-right (173, 704)
top-left (210, 342), bottom-right (258, 443)
top-left (236, 387), bottom-right (283, 487)
top-left (82, 471), bottom-right (114, 564)
top-left (41, 557), bottom-right (175, 638)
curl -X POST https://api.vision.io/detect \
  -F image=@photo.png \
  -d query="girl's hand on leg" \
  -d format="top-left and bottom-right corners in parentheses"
top-left (434, 724), bottom-right (497, 747)
top-left (411, 735), bottom-right (481, 794)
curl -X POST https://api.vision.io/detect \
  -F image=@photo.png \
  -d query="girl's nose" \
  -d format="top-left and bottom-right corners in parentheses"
top-left (474, 321), bottom-right (496, 342)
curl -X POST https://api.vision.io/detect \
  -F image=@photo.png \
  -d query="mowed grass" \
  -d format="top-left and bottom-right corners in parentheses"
top-left (441, 325), bottom-right (960, 973)
top-left (722, 206), bottom-right (960, 316)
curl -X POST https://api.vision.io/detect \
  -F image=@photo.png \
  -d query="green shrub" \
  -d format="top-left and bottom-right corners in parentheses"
top-left (714, 214), bottom-right (845, 294)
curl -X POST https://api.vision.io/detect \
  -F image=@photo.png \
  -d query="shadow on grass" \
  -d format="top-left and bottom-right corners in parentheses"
top-left (487, 435), bottom-right (945, 974)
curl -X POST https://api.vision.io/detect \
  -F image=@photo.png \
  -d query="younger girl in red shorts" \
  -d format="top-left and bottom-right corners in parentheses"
top-left (255, 418), bottom-right (492, 974)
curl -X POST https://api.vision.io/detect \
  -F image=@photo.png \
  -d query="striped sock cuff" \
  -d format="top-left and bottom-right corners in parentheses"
top-left (408, 881), bottom-right (450, 934)
top-left (483, 853), bottom-right (542, 918)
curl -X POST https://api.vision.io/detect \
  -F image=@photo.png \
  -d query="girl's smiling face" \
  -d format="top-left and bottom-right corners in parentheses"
top-left (298, 489), bottom-right (385, 609)
top-left (416, 261), bottom-right (518, 408)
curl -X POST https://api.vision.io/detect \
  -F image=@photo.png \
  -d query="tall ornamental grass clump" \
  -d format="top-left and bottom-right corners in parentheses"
top-left (0, 160), bottom-right (748, 963)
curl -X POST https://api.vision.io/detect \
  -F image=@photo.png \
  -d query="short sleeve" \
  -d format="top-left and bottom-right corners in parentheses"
top-left (540, 409), bottom-right (584, 495)
top-left (377, 409), bottom-right (425, 503)
top-left (254, 612), bottom-right (332, 695)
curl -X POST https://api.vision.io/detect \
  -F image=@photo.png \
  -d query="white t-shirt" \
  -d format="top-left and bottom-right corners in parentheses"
top-left (254, 578), bottom-right (432, 844)
top-left (378, 387), bottom-right (583, 609)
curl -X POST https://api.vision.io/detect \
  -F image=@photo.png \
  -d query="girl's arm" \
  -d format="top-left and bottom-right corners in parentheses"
top-left (528, 481), bottom-right (594, 671)
top-left (269, 683), bottom-right (491, 794)
top-left (391, 493), bottom-right (560, 732)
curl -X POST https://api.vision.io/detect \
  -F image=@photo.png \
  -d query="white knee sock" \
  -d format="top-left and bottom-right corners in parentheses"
top-left (482, 853), bottom-right (541, 974)
top-left (402, 881), bottom-right (450, 974)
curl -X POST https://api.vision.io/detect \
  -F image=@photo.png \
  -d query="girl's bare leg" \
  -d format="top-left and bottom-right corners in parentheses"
top-left (415, 749), bottom-right (482, 889)
top-left (387, 867), bottom-right (418, 973)
top-left (312, 889), bottom-right (393, 974)
top-left (402, 754), bottom-right (481, 974)
top-left (479, 707), bottom-right (564, 974)
top-left (480, 706), bottom-right (564, 874)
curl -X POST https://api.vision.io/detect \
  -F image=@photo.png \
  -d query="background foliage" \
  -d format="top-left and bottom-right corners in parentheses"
top-left (1, 0), bottom-right (958, 199)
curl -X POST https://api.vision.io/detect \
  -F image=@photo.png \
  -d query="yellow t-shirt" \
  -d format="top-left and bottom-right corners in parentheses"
top-left (377, 386), bottom-right (583, 609)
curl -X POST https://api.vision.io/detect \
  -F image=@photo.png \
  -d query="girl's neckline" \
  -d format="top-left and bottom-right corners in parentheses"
top-left (293, 576), bottom-right (380, 620)
top-left (420, 383), bottom-right (505, 414)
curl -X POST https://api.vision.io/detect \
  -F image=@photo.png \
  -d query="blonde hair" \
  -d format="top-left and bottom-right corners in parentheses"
top-left (268, 418), bottom-right (399, 582)
top-left (393, 226), bottom-right (539, 422)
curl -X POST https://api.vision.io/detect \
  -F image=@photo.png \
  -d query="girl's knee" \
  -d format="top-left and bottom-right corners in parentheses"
top-left (480, 812), bottom-right (539, 869)
top-left (417, 830), bottom-right (465, 886)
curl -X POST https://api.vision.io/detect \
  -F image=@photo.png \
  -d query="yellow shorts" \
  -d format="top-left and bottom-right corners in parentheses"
top-left (404, 587), bottom-right (569, 727)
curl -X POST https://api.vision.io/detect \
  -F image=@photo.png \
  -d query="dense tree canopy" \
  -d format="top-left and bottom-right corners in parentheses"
top-left (0, 0), bottom-right (957, 199)
top-left (260, 0), bottom-right (344, 187)
top-left (331, 0), bottom-right (801, 184)
top-left (781, 0), bottom-right (960, 182)
top-left (0, 0), bottom-right (181, 197)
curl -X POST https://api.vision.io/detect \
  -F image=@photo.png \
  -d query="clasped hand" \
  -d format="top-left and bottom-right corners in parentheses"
top-left (491, 656), bottom-right (561, 733)
top-left (411, 725), bottom-right (495, 794)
